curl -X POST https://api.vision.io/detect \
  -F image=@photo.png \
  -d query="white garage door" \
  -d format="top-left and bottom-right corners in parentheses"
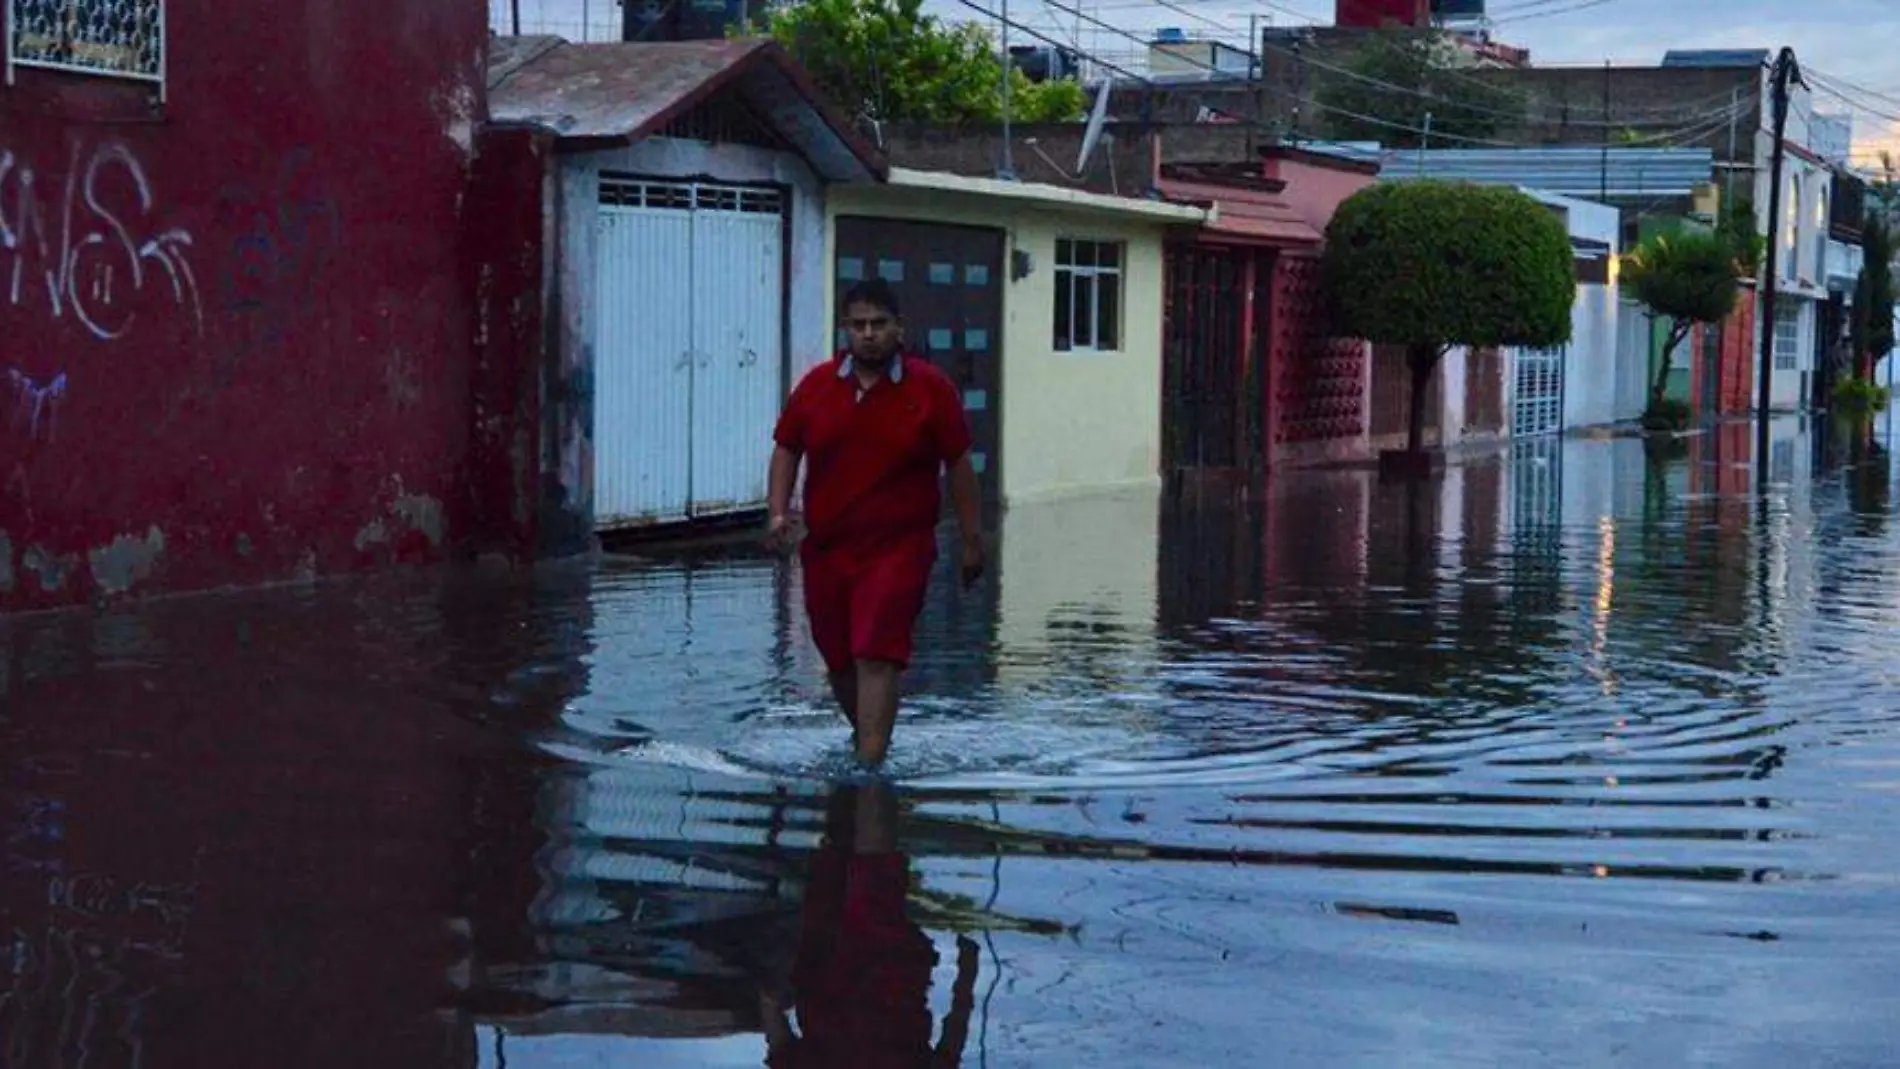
top-left (594, 178), bottom-right (785, 529)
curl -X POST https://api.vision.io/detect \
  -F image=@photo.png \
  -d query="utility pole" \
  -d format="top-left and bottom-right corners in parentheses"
top-left (1724, 85), bottom-right (1740, 209)
top-left (511, 0), bottom-right (521, 35)
top-left (1419, 111), bottom-right (1432, 173)
top-left (1599, 59), bottom-right (1610, 202)
top-left (1249, 14), bottom-right (1260, 155)
top-left (1756, 46), bottom-right (1803, 485)
top-left (999, 0), bottom-right (1015, 179)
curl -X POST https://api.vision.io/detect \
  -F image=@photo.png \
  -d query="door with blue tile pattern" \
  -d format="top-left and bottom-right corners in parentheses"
top-left (835, 216), bottom-right (1005, 503)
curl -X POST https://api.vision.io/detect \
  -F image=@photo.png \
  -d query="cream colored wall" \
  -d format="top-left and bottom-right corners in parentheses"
top-left (825, 185), bottom-right (1168, 506)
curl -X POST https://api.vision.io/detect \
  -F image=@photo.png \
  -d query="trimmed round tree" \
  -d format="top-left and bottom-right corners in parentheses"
top-left (1621, 229), bottom-right (1742, 427)
top-left (1322, 181), bottom-right (1576, 455)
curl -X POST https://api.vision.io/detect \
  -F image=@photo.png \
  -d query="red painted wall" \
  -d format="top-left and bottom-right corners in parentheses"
top-left (463, 129), bottom-right (554, 562)
top-left (2, 0), bottom-right (487, 612)
top-left (1721, 287), bottom-right (1758, 415)
top-left (1269, 254), bottom-right (1371, 465)
top-left (1334, 0), bottom-right (1430, 28)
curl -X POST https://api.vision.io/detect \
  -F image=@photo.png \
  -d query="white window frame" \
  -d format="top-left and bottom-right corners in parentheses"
top-left (1053, 238), bottom-right (1124, 354)
top-left (6, 0), bottom-right (167, 95)
top-left (1772, 296), bottom-right (1801, 371)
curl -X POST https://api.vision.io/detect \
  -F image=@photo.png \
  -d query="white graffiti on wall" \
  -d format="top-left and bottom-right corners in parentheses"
top-left (0, 140), bottom-right (203, 342)
top-left (5, 369), bottom-right (66, 444)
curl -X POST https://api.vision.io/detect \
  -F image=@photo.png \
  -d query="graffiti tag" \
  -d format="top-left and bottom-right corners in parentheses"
top-left (4, 369), bottom-right (66, 445)
top-left (214, 147), bottom-right (342, 380)
top-left (0, 140), bottom-right (203, 342)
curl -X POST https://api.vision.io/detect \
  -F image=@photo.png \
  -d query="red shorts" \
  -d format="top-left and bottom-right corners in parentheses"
top-left (800, 533), bottom-right (936, 674)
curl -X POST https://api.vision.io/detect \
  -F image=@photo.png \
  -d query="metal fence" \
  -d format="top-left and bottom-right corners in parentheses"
top-left (7, 0), bottom-right (164, 85)
top-left (487, 0), bottom-right (623, 41)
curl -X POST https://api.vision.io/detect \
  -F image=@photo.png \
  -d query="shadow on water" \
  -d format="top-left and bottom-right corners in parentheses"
top-left (6, 416), bottom-right (1900, 1066)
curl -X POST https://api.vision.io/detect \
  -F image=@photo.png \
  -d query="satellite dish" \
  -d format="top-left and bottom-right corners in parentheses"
top-left (1076, 79), bottom-right (1114, 172)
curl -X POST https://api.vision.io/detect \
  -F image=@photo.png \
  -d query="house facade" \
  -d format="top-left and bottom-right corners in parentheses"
top-left (824, 170), bottom-right (1205, 506)
top-left (474, 38), bottom-right (884, 549)
top-left (3, 0), bottom-right (487, 612)
top-left (1154, 144), bottom-right (1381, 472)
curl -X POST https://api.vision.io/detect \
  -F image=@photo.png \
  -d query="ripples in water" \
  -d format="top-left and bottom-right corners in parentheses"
top-left (5, 419), bottom-right (1900, 1066)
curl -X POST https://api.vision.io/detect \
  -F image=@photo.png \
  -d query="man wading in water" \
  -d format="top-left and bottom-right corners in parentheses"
top-left (767, 279), bottom-right (985, 767)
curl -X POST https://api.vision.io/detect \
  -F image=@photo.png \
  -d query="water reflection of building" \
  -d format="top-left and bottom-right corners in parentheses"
top-left (995, 491), bottom-right (1161, 689)
top-left (0, 582), bottom-right (524, 1069)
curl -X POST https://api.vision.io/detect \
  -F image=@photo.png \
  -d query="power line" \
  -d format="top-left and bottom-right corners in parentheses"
top-left (1490, 0), bottom-right (1622, 25)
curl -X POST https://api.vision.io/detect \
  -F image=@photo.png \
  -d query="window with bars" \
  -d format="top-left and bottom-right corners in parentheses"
top-left (1054, 238), bottom-right (1123, 352)
top-left (598, 178), bottom-right (783, 215)
top-left (1773, 297), bottom-right (1801, 371)
top-left (7, 0), bottom-right (163, 84)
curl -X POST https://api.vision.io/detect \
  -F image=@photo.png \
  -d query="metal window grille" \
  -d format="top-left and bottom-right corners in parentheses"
top-left (1053, 238), bottom-right (1124, 353)
top-left (1512, 345), bottom-right (1565, 438)
top-left (7, 0), bottom-right (164, 87)
top-left (1773, 297), bottom-right (1800, 371)
top-left (598, 178), bottom-right (783, 216)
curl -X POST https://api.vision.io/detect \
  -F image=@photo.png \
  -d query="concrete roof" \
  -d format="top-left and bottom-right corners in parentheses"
top-left (884, 167), bottom-right (1211, 223)
top-left (485, 36), bottom-right (886, 182)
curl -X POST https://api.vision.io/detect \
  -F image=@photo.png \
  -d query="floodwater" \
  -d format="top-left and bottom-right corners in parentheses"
top-left (5, 417), bottom-right (1900, 1068)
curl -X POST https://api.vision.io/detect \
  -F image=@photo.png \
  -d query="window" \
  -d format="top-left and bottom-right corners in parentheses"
top-left (1783, 175), bottom-right (1800, 282)
top-left (1815, 190), bottom-right (1829, 278)
top-left (1054, 238), bottom-right (1123, 352)
top-left (1773, 297), bottom-right (1801, 371)
top-left (7, 0), bottom-right (164, 84)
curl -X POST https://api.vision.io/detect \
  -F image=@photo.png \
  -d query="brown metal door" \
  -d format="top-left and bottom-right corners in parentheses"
top-left (1162, 245), bottom-right (1249, 469)
top-left (834, 217), bottom-right (1004, 501)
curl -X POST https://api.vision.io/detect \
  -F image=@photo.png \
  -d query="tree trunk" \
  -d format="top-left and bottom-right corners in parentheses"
top-left (1649, 323), bottom-right (1690, 410)
top-left (1406, 344), bottom-right (1437, 455)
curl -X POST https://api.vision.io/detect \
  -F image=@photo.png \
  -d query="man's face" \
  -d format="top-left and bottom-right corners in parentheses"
top-left (843, 300), bottom-right (902, 365)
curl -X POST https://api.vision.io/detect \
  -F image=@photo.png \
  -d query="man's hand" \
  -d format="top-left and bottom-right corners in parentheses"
top-left (766, 512), bottom-right (799, 554)
top-left (959, 533), bottom-right (986, 589)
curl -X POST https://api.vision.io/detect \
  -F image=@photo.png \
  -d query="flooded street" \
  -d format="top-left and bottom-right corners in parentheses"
top-left (6, 417), bottom-right (1900, 1067)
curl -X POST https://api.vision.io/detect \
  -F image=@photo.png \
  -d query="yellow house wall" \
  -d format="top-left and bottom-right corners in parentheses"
top-left (825, 185), bottom-right (1169, 506)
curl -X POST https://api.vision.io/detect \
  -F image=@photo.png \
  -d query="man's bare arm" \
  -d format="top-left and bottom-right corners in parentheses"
top-left (768, 445), bottom-right (801, 521)
top-left (946, 453), bottom-right (981, 544)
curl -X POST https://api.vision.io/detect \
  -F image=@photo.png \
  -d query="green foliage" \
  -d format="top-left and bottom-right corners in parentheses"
top-left (1623, 229), bottom-right (1743, 328)
top-left (1641, 397), bottom-right (1693, 433)
top-left (756, 0), bottom-right (1085, 125)
top-left (1321, 181), bottom-right (1576, 350)
top-left (1852, 215), bottom-right (1896, 375)
top-left (1622, 228), bottom-right (1744, 410)
top-left (1314, 31), bottom-right (1523, 148)
top-left (1833, 376), bottom-right (1891, 420)
top-left (1716, 197), bottom-right (1765, 277)
top-left (1870, 150), bottom-right (1900, 224)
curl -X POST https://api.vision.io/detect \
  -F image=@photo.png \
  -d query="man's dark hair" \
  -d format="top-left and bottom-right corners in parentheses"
top-left (841, 278), bottom-right (902, 318)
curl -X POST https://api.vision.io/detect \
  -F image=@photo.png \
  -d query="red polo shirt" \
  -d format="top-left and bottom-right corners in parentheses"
top-left (773, 352), bottom-right (972, 553)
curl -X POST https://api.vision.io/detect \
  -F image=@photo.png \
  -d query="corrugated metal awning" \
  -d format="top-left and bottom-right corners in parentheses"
top-left (486, 36), bottom-right (886, 182)
top-left (1375, 147), bottom-right (1717, 199)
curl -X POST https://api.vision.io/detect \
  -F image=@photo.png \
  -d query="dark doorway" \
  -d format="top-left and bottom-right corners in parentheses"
top-left (1163, 245), bottom-right (1254, 470)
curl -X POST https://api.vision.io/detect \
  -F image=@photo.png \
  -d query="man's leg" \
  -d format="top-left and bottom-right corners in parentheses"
top-left (847, 534), bottom-right (936, 768)
top-left (852, 659), bottom-right (902, 767)
top-left (828, 671), bottom-right (860, 736)
top-left (801, 546), bottom-right (858, 734)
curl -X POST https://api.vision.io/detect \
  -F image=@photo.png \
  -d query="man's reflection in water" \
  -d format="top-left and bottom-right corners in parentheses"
top-left (760, 780), bottom-right (979, 1068)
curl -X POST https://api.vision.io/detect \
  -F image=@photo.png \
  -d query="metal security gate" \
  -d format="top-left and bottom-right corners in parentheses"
top-left (1162, 246), bottom-right (1251, 469)
top-left (594, 178), bottom-right (785, 528)
top-left (1513, 345), bottom-right (1565, 438)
